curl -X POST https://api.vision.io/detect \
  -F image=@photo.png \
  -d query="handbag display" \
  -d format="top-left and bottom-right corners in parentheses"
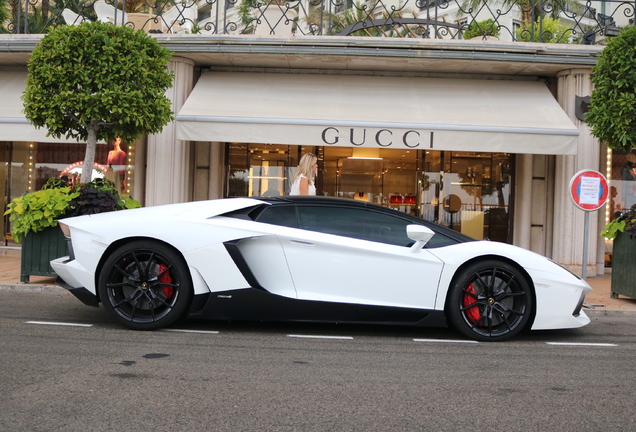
top-left (390, 193), bottom-right (403, 204)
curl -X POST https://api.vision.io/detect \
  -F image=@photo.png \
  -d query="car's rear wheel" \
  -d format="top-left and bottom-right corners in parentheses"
top-left (98, 240), bottom-right (192, 330)
top-left (447, 259), bottom-right (533, 342)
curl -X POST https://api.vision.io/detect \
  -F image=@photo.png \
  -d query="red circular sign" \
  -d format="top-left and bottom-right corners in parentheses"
top-left (569, 170), bottom-right (609, 211)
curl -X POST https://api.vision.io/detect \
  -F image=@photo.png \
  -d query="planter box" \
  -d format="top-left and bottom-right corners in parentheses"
top-left (611, 231), bottom-right (636, 299)
top-left (20, 226), bottom-right (68, 283)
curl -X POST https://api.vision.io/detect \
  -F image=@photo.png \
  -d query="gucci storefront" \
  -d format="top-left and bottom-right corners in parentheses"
top-left (180, 71), bottom-right (578, 246)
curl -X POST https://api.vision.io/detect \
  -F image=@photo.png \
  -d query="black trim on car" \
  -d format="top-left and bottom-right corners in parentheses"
top-left (188, 288), bottom-right (448, 327)
top-left (56, 277), bottom-right (99, 307)
top-left (223, 239), bottom-right (267, 291)
top-left (243, 196), bottom-right (476, 245)
top-left (188, 292), bottom-right (211, 315)
top-left (573, 290), bottom-right (586, 317)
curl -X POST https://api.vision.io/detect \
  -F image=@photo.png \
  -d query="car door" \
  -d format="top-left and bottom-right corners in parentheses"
top-left (275, 205), bottom-right (445, 310)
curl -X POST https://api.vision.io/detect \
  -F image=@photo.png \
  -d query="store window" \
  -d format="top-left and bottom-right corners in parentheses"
top-left (422, 151), bottom-right (512, 243)
top-left (607, 150), bottom-right (636, 219)
top-left (3, 140), bottom-right (136, 241)
top-left (227, 144), bottom-right (513, 243)
top-left (227, 143), bottom-right (312, 197)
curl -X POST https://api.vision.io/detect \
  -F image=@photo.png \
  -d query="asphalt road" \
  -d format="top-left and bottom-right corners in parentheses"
top-left (1, 291), bottom-right (636, 432)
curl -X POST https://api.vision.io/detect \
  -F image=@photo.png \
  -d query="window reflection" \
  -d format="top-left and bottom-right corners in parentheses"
top-left (608, 151), bottom-right (636, 218)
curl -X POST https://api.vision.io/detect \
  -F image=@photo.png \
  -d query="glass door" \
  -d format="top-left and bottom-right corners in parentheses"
top-left (432, 152), bottom-right (512, 241)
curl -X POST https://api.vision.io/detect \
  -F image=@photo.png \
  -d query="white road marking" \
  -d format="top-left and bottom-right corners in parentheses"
top-left (414, 338), bottom-right (479, 344)
top-left (287, 334), bottom-right (353, 340)
top-left (546, 342), bottom-right (617, 347)
top-left (26, 321), bottom-right (93, 327)
top-left (160, 329), bottom-right (220, 334)
top-left (21, 321), bottom-right (617, 347)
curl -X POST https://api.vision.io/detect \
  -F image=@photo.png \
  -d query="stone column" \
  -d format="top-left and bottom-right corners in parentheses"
top-left (554, 68), bottom-right (601, 275)
top-left (208, 142), bottom-right (225, 199)
top-left (145, 57), bottom-right (195, 206)
top-left (192, 141), bottom-right (225, 201)
top-left (513, 153), bottom-right (533, 250)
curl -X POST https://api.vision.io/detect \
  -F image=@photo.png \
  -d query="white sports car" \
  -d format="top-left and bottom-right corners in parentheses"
top-left (51, 196), bottom-right (591, 341)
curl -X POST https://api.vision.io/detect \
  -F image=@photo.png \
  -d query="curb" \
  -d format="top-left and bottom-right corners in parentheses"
top-left (584, 308), bottom-right (636, 318)
top-left (0, 284), bottom-right (68, 295)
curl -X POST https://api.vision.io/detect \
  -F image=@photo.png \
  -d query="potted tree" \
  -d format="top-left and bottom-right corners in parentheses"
top-left (5, 177), bottom-right (140, 282)
top-left (22, 21), bottom-right (174, 185)
top-left (14, 21), bottom-right (171, 282)
top-left (601, 205), bottom-right (636, 298)
top-left (587, 26), bottom-right (636, 298)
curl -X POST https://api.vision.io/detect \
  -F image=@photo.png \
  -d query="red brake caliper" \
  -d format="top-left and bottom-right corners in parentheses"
top-left (463, 283), bottom-right (481, 323)
top-left (158, 264), bottom-right (174, 299)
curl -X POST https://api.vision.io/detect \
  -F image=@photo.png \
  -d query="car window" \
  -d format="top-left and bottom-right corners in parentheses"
top-left (254, 205), bottom-right (299, 228)
top-left (296, 206), bottom-right (413, 246)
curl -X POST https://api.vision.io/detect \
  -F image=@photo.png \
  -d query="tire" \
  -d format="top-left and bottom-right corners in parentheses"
top-left (446, 259), bottom-right (533, 342)
top-left (97, 240), bottom-right (193, 330)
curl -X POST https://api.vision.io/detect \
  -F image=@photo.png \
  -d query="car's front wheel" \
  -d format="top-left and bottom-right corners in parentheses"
top-left (447, 259), bottom-right (533, 342)
top-left (98, 240), bottom-right (193, 330)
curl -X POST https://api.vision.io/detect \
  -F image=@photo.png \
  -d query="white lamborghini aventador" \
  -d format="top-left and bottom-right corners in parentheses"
top-left (51, 196), bottom-right (591, 341)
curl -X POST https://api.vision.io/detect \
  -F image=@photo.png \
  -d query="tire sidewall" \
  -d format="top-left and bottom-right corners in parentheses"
top-left (98, 240), bottom-right (193, 330)
top-left (447, 259), bottom-right (534, 342)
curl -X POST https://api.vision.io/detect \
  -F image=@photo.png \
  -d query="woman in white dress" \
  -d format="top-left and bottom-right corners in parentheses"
top-left (290, 153), bottom-right (318, 195)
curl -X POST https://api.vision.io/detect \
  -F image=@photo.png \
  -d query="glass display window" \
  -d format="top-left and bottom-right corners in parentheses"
top-left (226, 143), bottom-right (513, 244)
top-left (607, 150), bottom-right (636, 220)
top-left (321, 147), bottom-right (418, 212)
top-left (227, 143), bottom-right (314, 197)
top-left (438, 152), bottom-right (512, 242)
top-left (2, 140), bottom-right (136, 242)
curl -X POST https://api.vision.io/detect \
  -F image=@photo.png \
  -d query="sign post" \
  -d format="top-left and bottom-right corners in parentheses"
top-left (569, 170), bottom-right (609, 280)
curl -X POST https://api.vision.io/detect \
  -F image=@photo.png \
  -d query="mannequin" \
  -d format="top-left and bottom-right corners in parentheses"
top-left (107, 137), bottom-right (127, 167)
top-left (107, 137), bottom-right (127, 192)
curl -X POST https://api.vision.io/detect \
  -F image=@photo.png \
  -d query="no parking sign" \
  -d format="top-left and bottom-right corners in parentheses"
top-left (568, 169), bottom-right (608, 280)
top-left (569, 170), bottom-right (609, 211)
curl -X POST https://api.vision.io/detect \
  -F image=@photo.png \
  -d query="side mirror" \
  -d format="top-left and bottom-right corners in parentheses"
top-left (407, 224), bottom-right (434, 252)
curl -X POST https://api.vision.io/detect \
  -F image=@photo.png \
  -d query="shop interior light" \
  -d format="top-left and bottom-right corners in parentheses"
top-left (349, 148), bottom-right (381, 160)
top-left (605, 148), bottom-right (612, 226)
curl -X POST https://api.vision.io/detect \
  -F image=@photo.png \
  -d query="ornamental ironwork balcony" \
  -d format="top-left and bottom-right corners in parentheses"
top-left (3, 0), bottom-right (634, 44)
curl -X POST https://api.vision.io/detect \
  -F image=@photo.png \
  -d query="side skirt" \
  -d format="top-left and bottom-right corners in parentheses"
top-left (187, 288), bottom-right (447, 328)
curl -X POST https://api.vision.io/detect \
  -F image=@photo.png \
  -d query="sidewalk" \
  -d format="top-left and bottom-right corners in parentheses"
top-left (2, 246), bottom-right (636, 317)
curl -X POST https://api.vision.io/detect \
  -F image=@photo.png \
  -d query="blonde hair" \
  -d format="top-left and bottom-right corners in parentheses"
top-left (293, 153), bottom-right (317, 186)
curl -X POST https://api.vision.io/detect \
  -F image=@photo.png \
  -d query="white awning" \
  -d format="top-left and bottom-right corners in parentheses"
top-left (0, 71), bottom-right (78, 143)
top-left (177, 72), bottom-right (579, 155)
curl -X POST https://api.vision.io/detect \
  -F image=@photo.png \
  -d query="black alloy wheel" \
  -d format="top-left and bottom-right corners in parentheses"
top-left (98, 240), bottom-right (193, 330)
top-left (447, 259), bottom-right (533, 342)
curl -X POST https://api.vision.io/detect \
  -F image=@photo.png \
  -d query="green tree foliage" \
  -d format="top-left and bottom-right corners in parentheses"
top-left (463, 19), bottom-right (500, 39)
top-left (23, 21), bottom-right (174, 182)
top-left (586, 26), bottom-right (636, 152)
top-left (515, 17), bottom-right (571, 43)
top-left (0, 0), bottom-right (10, 33)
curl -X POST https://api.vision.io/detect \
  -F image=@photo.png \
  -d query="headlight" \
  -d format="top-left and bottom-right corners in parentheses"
top-left (548, 259), bottom-right (582, 280)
